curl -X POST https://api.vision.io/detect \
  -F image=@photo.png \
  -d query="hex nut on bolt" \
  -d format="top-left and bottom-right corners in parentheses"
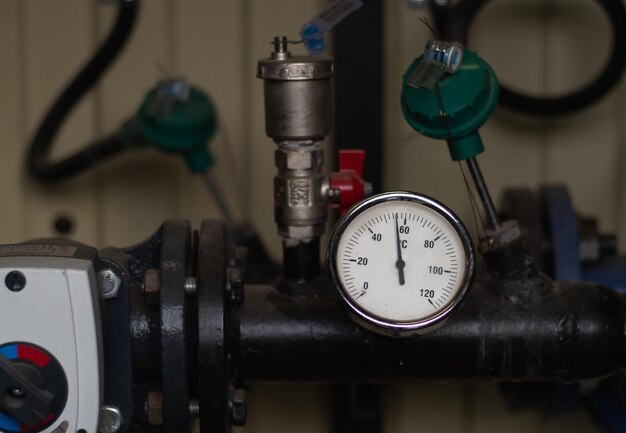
top-left (479, 220), bottom-right (523, 253)
top-left (146, 391), bottom-right (163, 426)
top-left (189, 399), bottom-right (200, 418)
top-left (143, 269), bottom-right (160, 306)
top-left (279, 224), bottom-right (325, 239)
top-left (229, 388), bottom-right (247, 427)
top-left (99, 406), bottom-right (123, 433)
top-left (227, 267), bottom-right (244, 305)
top-left (184, 276), bottom-right (197, 297)
top-left (98, 269), bottom-right (121, 299)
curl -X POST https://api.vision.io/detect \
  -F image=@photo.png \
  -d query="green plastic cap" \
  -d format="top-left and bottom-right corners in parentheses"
top-left (401, 50), bottom-right (499, 161)
top-left (137, 85), bottom-right (217, 173)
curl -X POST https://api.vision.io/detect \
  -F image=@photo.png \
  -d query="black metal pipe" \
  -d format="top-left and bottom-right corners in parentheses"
top-left (234, 277), bottom-right (625, 382)
top-left (466, 157), bottom-right (500, 230)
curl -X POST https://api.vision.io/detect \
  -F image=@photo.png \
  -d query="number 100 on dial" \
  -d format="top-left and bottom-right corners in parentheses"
top-left (328, 191), bottom-right (475, 337)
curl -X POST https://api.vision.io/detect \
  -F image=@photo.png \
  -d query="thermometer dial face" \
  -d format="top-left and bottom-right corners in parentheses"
top-left (328, 191), bottom-right (475, 336)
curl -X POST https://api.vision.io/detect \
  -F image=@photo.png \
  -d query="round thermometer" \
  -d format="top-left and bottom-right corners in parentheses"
top-left (328, 191), bottom-right (475, 337)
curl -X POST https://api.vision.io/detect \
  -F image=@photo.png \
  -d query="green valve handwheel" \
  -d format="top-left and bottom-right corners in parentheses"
top-left (401, 48), bottom-right (499, 161)
top-left (136, 79), bottom-right (217, 173)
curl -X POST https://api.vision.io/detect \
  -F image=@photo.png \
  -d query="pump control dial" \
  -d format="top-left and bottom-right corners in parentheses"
top-left (0, 343), bottom-right (67, 433)
top-left (328, 191), bottom-right (475, 337)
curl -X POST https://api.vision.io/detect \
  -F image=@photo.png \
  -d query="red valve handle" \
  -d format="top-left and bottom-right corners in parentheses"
top-left (329, 150), bottom-right (367, 215)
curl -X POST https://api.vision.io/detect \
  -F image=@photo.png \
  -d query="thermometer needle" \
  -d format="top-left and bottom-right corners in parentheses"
top-left (395, 214), bottom-right (406, 285)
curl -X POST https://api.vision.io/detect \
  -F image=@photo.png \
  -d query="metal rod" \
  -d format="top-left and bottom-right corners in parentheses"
top-left (200, 171), bottom-right (235, 226)
top-left (465, 157), bottom-right (500, 230)
top-left (334, 0), bottom-right (384, 194)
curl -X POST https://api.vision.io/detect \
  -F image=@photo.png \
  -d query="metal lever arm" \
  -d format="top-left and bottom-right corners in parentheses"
top-left (329, 150), bottom-right (369, 215)
top-left (0, 354), bottom-right (54, 426)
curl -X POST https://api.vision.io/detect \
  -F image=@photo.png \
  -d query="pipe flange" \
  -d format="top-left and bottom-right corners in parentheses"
top-left (196, 220), bottom-right (232, 433)
top-left (160, 221), bottom-right (192, 433)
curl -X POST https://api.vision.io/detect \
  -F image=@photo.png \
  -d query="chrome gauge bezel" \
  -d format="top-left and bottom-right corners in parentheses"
top-left (327, 191), bottom-right (475, 337)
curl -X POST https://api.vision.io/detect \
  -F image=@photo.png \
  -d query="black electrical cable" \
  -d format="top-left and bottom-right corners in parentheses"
top-left (432, 0), bottom-right (626, 116)
top-left (27, 1), bottom-right (139, 183)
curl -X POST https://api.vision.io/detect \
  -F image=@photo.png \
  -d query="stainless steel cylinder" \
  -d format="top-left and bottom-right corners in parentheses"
top-left (257, 38), bottom-right (334, 141)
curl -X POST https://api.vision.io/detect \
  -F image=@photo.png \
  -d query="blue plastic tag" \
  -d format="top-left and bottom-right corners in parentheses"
top-left (300, 0), bottom-right (363, 55)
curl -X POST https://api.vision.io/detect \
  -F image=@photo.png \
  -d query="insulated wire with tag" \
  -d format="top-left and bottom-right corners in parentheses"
top-left (212, 109), bottom-right (244, 222)
top-left (298, 0), bottom-right (364, 55)
top-left (434, 81), bottom-right (488, 240)
top-left (419, 17), bottom-right (498, 235)
top-left (421, 15), bottom-right (488, 240)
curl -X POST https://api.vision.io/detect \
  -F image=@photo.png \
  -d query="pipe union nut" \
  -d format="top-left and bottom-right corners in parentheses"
top-left (275, 149), bottom-right (323, 171)
top-left (279, 225), bottom-right (325, 239)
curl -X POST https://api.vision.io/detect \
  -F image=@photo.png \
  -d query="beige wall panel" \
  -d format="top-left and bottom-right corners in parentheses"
top-left (466, 0), bottom-right (548, 220)
top-left (467, 384), bottom-right (540, 433)
top-left (543, 0), bottom-right (618, 234)
top-left (478, 113), bottom-right (546, 206)
top-left (381, 0), bottom-right (403, 191)
top-left (384, 383), bottom-right (468, 433)
top-left (544, 0), bottom-right (610, 97)
top-left (243, 384), bottom-right (331, 433)
top-left (0, 1), bottom-right (26, 243)
top-left (544, 99), bottom-right (619, 231)
top-left (172, 0), bottom-right (245, 228)
top-left (384, 5), bottom-right (436, 147)
top-left (96, 1), bottom-right (180, 247)
top-left (469, 1), bottom-right (547, 94)
top-left (22, 0), bottom-right (99, 246)
top-left (97, 151), bottom-right (180, 248)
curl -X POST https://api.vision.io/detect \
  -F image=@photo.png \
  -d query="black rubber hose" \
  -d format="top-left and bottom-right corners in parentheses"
top-left (27, 1), bottom-right (139, 183)
top-left (432, 0), bottom-right (626, 116)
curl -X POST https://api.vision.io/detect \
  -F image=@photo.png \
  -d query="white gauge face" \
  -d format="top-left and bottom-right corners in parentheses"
top-left (329, 192), bottom-right (474, 336)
